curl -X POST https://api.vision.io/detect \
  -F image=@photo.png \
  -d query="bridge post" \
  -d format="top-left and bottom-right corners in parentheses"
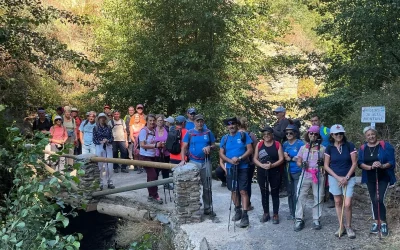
top-left (75, 154), bottom-right (99, 199)
top-left (173, 163), bottom-right (202, 224)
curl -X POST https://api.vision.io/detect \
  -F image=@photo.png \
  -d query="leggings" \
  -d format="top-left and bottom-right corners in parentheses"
top-left (257, 166), bottom-right (281, 214)
top-left (366, 180), bottom-right (389, 221)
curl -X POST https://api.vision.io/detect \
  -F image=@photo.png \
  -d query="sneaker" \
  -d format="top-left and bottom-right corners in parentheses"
top-left (381, 223), bottom-right (389, 237)
top-left (221, 182), bottom-right (227, 187)
top-left (204, 210), bottom-right (216, 217)
top-left (334, 227), bottom-right (346, 237)
top-left (327, 199), bottom-right (335, 208)
top-left (238, 213), bottom-right (249, 228)
top-left (294, 219), bottom-right (305, 232)
top-left (137, 168), bottom-right (143, 174)
top-left (121, 168), bottom-right (129, 173)
top-left (272, 214), bottom-right (279, 224)
top-left (148, 196), bottom-right (163, 204)
top-left (370, 223), bottom-right (379, 234)
top-left (114, 168), bottom-right (119, 173)
top-left (346, 227), bottom-right (356, 239)
top-left (107, 181), bottom-right (115, 189)
top-left (287, 215), bottom-right (295, 220)
top-left (248, 205), bottom-right (254, 211)
top-left (232, 208), bottom-right (242, 221)
top-left (260, 213), bottom-right (270, 223)
top-left (313, 220), bottom-right (322, 230)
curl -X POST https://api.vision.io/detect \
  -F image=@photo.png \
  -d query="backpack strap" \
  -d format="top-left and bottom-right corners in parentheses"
top-left (275, 141), bottom-right (280, 150)
top-left (257, 140), bottom-right (263, 150)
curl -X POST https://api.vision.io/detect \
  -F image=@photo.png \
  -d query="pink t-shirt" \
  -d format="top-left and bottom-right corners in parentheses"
top-left (296, 144), bottom-right (325, 179)
top-left (50, 126), bottom-right (68, 144)
top-left (155, 126), bottom-right (170, 157)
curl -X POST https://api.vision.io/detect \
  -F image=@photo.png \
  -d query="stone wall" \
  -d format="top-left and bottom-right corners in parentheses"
top-left (75, 154), bottom-right (99, 200)
top-left (173, 163), bottom-right (202, 224)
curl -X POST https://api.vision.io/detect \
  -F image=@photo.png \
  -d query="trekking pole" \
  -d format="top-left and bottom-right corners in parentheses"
top-left (376, 168), bottom-right (381, 239)
top-left (205, 156), bottom-right (213, 216)
top-left (228, 166), bottom-right (234, 231)
top-left (295, 141), bottom-right (313, 211)
top-left (339, 185), bottom-right (347, 238)
top-left (233, 164), bottom-right (238, 232)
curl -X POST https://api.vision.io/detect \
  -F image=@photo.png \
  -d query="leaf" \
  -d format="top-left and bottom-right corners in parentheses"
top-left (38, 184), bottom-right (44, 192)
top-left (16, 222), bottom-right (25, 228)
top-left (12, 137), bottom-right (22, 142)
top-left (48, 226), bottom-right (57, 234)
top-left (73, 241), bottom-right (80, 249)
top-left (66, 246), bottom-right (74, 250)
top-left (13, 179), bottom-right (21, 185)
top-left (20, 209), bottom-right (28, 217)
top-left (16, 240), bottom-right (23, 247)
top-left (61, 217), bottom-right (69, 228)
top-left (77, 169), bottom-right (85, 176)
top-left (77, 233), bottom-right (83, 240)
top-left (49, 177), bottom-right (58, 185)
top-left (1, 234), bottom-right (9, 241)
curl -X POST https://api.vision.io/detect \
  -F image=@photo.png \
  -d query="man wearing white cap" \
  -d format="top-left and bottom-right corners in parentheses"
top-left (79, 111), bottom-right (97, 154)
top-left (164, 116), bottom-right (174, 130)
top-left (272, 106), bottom-right (290, 143)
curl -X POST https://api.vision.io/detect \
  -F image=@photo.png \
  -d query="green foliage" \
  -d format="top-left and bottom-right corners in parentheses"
top-left (128, 233), bottom-right (156, 250)
top-left (297, 77), bottom-right (318, 98)
top-left (0, 126), bottom-right (85, 249)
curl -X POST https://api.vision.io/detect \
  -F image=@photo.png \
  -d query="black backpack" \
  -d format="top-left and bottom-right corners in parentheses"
top-left (166, 127), bottom-right (182, 154)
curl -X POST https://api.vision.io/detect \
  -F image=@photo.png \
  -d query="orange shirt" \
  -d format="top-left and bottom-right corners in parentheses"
top-left (169, 126), bottom-right (188, 161)
top-left (129, 113), bottom-right (146, 129)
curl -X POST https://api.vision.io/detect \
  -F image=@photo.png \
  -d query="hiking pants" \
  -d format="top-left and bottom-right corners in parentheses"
top-left (190, 161), bottom-right (213, 213)
top-left (285, 171), bottom-right (301, 217)
top-left (128, 142), bottom-right (134, 159)
top-left (367, 180), bottom-right (389, 222)
top-left (257, 166), bottom-right (280, 214)
top-left (82, 143), bottom-right (96, 155)
top-left (140, 155), bottom-right (159, 199)
top-left (112, 141), bottom-right (128, 170)
top-left (216, 166), bottom-right (227, 184)
top-left (95, 144), bottom-right (113, 186)
top-left (295, 173), bottom-right (325, 221)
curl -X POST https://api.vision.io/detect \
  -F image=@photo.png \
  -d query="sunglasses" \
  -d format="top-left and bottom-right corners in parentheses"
top-left (285, 132), bottom-right (294, 136)
top-left (136, 107), bottom-right (143, 110)
top-left (334, 132), bottom-right (344, 136)
top-left (263, 133), bottom-right (272, 136)
top-left (55, 119), bottom-right (62, 122)
top-left (189, 112), bottom-right (196, 115)
top-left (308, 132), bottom-right (319, 136)
top-left (227, 121), bottom-right (236, 125)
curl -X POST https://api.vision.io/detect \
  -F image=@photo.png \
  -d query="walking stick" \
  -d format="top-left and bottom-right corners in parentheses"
top-left (339, 185), bottom-right (347, 238)
top-left (376, 168), bottom-right (382, 239)
top-left (228, 165), bottom-right (235, 231)
top-left (295, 141), bottom-right (313, 211)
top-left (205, 156), bottom-right (214, 216)
top-left (233, 164), bottom-right (238, 232)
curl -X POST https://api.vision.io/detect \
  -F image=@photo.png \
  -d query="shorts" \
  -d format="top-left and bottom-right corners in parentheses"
top-left (328, 175), bottom-right (356, 197)
top-left (226, 167), bottom-right (248, 192)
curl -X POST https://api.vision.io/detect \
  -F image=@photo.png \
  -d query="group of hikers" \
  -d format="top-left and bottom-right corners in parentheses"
top-left (32, 104), bottom-right (396, 239)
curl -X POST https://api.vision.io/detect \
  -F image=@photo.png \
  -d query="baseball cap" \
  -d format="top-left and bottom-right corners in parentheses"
top-left (330, 124), bottom-right (346, 134)
top-left (175, 115), bottom-right (186, 123)
top-left (164, 116), bottom-right (174, 124)
top-left (223, 117), bottom-right (238, 126)
top-left (273, 106), bottom-right (286, 113)
top-left (308, 125), bottom-right (320, 133)
top-left (187, 107), bottom-right (197, 114)
top-left (98, 113), bottom-right (107, 119)
top-left (54, 115), bottom-right (62, 121)
top-left (285, 124), bottom-right (298, 132)
top-left (260, 126), bottom-right (273, 133)
top-left (194, 114), bottom-right (204, 121)
top-left (363, 126), bottom-right (377, 134)
top-left (71, 107), bottom-right (78, 112)
top-left (136, 104), bottom-right (144, 109)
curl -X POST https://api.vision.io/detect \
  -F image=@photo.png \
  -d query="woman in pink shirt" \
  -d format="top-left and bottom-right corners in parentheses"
top-left (130, 114), bottom-right (145, 173)
top-left (155, 114), bottom-right (172, 190)
top-left (49, 115), bottom-right (68, 171)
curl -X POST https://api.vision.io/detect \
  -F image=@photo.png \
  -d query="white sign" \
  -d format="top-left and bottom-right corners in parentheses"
top-left (361, 106), bottom-right (385, 123)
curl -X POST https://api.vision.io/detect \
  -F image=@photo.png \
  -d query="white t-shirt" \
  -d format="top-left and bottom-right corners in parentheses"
top-left (108, 119), bottom-right (126, 142)
top-left (139, 127), bottom-right (156, 157)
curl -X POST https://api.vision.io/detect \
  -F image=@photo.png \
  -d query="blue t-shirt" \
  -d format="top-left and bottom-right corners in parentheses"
top-left (325, 142), bottom-right (357, 177)
top-left (283, 139), bottom-right (304, 173)
top-left (79, 122), bottom-right (96, 146)
top-left (185, 120), bottom-right (208, 130)
top-left (222, 132), bottom-right (252, 169)
top-left (320, 126), bottom-right (330, 147)
top-left (183, 129), bottom-right (215, 163)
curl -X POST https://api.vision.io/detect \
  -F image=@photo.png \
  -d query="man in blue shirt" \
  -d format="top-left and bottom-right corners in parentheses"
top-left (179, 114), bottom-right (216, 216)
top-left (311, 115), bottom-right (330, 147)
top-left (185, 107), bottom-right (208, 130)
top-left (79, 111), bottom-right (97, 154)
top-left (219, 117), bottom-right (253, 228)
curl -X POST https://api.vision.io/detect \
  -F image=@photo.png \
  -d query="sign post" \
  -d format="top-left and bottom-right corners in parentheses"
top-left (361, 106), bottom-right (386, 129)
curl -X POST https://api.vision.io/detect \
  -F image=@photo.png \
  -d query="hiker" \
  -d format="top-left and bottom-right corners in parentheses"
top-left (33, 107), bottom-right (53, 133)
top-left (134, 104), bottom-right (146, 126)
top-left (79, 111), bottom-right (97, 154)
top-left (237, 117), bottom-right (258, 210)
top-left (184, 107), bottom-right (208, 130)
top-left (219, 117), bottom-right (253, 227)
top-left (49, 116), bottom-right (68, 171)
top-left (124, 106), bottom-right (135, 161)
top-left (93, 113), bottom-right (115, 190)
top-left (55, 106), bottom-right (64, 119)
top-left (323, 124), bottom-right (357, 239)
top-left (358, 126), bottom-right (396, 237)
top-left (253, 126), bottom-right (284, 224)
top-left (103, 105), bottom-right (112, 118)
top-left (130, 113), bottom-right (145, 173)
top-left (179, 114), bottom-right (217, 216)
top-left (164, 116), bottom-right (174, 130)
top-left (168, 115), bottom-right (187, 165)
top-left (294, 126), bottom-right (325, 231)
top-left (282, 124), bottom-right (304, 220)
top-left (139, 114), bottom-right (163, 204)
top-left (272, 106), bottom-right (290, 143)
top-left (71, 107), bottom-right (82, 155)
top-left (63, 108), bottom-right (77, 166)
top-left (109, 110), bottom-right (129, 173)
top-left (155, 114), bottom-right (173, 190)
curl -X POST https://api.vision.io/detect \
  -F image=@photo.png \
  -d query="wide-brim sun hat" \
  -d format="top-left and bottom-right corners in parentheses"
top-left (330, 124), bottom-right (346, 134)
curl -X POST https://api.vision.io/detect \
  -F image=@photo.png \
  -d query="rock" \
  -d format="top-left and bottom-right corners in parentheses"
top-left (156, 213), bottom-right (170, 224)
top-left (200, 237), bottom-right (210, 250)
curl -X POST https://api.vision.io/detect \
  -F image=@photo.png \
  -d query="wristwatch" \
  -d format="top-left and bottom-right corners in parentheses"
top-left (346, 176), bottom-right (350, 180)
top-left (238, 156), bottom-right (242, 161)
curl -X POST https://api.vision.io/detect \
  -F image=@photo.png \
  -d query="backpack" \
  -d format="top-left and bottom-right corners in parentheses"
top-left (221, 131), bottom-right (247, 150)
top-left (139, 127), bottom-right (155, 151)
top-left (257, 140), bottom-right (280, 150)
top-left (166, 127), bottom-right (182, 154)
top-left (360, 140), bottom-right (385, 151)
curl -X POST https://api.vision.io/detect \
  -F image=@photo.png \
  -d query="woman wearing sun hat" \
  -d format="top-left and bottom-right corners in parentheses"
top-left (358, 126), bottom-right (396, 237)
top-left (323, 124), bottom-right (357, 239)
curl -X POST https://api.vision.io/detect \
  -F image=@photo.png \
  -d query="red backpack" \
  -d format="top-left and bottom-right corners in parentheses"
top-left (257, 140), bottom-right (280, 150)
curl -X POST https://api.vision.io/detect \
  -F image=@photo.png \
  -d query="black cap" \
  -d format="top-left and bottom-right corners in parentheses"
top-left (260, 126), bottom-right (273, 133)
top-left (223, 117), bottom-right (238, 126)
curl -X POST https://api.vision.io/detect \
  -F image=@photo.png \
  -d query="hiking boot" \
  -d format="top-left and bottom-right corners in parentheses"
top-left (204, 210), bottom-right (216, 217)
top-left (148, 196), bottom-right (163, 204)
top-left (334, 227), bottom-right (346, 237)
top-left (346, 227), bottom-right (356, 239)
top-left (248, 205), bottom-right (254, 211)
top-left (287, 214), bottom-right (295, 220)
top-left (114, 168), bottom-right (119, 173)
top-left (272, 214), bottom-right (279, 224)
top-left (381, 223), bottom-right (389, 237)
top-left (107, 181), bottom-right (115, 189)
top-left (121, 168), bottom-right (129, 173)
top-left (370, 223), bottom-right (378, 234)
top-left (238, 213), bottom-right (249, 228)
top-left (221, 182), bottom-right (227, 187)
top-left (313, 220), bottom-right (322, 230)
top-left (232, 208), bottom-right (242, 221)
top-left (137, 168), bottom-right (144, 174)
top-left (294, 219), bottom-right (304, 232)
top-left (260, 213), bottom-right (270, 223)
top-left (327, 199), bottom-right (335, 208)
